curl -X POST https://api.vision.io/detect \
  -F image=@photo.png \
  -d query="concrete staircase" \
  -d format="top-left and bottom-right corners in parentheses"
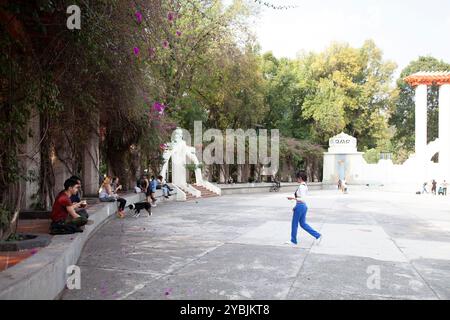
top-left (178, 185), bottom-right (220, 201)
top-left (179, 187), bottom-right (197, 201)
top-left (193, 184), bottom-right (220, 199)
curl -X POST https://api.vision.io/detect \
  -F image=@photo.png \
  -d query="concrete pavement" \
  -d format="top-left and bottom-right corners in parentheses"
top-left (61, 189), bottom-right (450, 300)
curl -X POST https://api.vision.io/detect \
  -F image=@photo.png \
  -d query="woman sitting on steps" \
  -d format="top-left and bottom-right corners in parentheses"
top-left (99, 176), bottom-right (127, 218)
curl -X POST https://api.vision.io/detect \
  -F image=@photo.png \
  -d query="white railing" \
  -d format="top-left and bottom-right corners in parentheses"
top-left (171, 184), bottom-right (186, 201)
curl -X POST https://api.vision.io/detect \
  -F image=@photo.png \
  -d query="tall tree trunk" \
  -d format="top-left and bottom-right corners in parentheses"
top-left (236, 165), bottom-right (242, 183)
top-left (38, 113), bottom-right (55, 209)
top-left (219, 164), bottom-right (226, 183)
top-left (242, 164), bottom-right (250, 182)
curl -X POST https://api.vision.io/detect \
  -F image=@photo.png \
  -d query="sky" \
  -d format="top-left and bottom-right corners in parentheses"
top-left (246, 0), bottom-right (450, 76)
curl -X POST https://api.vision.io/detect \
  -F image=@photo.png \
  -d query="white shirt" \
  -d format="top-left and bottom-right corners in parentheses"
top-left (98, 187), bottom-right (109, 199)
top-left (295, 182), bottom-right (308, 204)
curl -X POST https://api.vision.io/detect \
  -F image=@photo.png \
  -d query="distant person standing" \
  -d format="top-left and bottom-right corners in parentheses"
top-left (431, 179), bottom-right (437, 195)
top-left (285, 171), bottom-right (322, 246)
top-left (337, 179), bottom-right (342, 191)
top-left (443, 180), bottom-right (448, 196)
top-left (422, 182), bottom-right (429, 194)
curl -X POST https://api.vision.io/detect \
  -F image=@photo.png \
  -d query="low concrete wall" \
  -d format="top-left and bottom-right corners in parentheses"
top-left (218, 182), bottom-right (323, 195)
top-left (0, 192), bottom-right (144, 300)
top-left (153, 188), bottom-right (178, 203)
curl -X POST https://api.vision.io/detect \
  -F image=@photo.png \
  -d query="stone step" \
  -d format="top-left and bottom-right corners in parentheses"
top-left (185, 194), bottom-right (197, 201)
top-left (180, 188), bottom-right (197, 201)
top-left (180, 185), bottom-right (219, 200)
top-left (192, 185), bottom-right (219, 197)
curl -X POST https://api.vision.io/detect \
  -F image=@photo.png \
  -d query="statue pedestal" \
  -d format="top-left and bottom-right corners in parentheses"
top-left (322, 132), bottom-right (366, 184)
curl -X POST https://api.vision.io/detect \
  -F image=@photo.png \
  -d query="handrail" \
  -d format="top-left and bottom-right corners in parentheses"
top-left (170, 184), bottom-right (187, 201)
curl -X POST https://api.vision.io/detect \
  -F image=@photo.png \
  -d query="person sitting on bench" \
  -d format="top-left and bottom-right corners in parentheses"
top-left (50, 178), bottom-right (89, 234)
top-left (69, 175), bottom-right (89, 220)
top-left (157, 175), bottom-right (173, 199)
top-left (99, 176), bottom-right (127, 218)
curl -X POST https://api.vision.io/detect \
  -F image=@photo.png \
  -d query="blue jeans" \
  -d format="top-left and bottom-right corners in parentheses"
top-left (291, 202), bottom-right (321, 244)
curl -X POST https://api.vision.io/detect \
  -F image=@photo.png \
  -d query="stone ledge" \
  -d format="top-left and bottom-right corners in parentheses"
top-left (219, 182), bottom-right (323, 195)
top-left (0, 192), bottom-right (144, 300)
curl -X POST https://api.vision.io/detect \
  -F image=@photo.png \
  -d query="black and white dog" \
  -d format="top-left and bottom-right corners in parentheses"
top-left (127, 201), bottom-right (152, 218)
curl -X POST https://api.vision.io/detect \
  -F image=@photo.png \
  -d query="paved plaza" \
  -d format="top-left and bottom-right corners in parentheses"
top-left (62, 189), bottom-right (450, 300)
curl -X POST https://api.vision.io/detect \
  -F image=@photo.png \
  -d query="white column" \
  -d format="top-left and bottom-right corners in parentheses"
top-left (415, 84), bottom-right (428, 158)
top-left (439, 84), bottom-right (450, 180)
top-left (415, 84), bottom-right (428, 184)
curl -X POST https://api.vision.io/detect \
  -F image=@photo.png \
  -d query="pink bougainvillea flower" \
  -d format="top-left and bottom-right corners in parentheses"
top-left (152, 102), bottom-right (166, 113)
top-left (167, 11), bottom-right (175, 22)
top-left (135, 11), bottom-right (142, 23)
top-left (162, 40), bottom-right (169, 49)
top-left (176, 30), bottom-right (182, 37)
top-left (133, 47), bottom-right (140, 56)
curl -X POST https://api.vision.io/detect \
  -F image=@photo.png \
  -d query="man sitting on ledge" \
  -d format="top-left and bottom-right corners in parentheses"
top-left (49, 178), bottom-right (89, 235)
top-left (69, 175), bottom-right (89, 220)
top-left (157, 175), bottom-right (174, 199)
